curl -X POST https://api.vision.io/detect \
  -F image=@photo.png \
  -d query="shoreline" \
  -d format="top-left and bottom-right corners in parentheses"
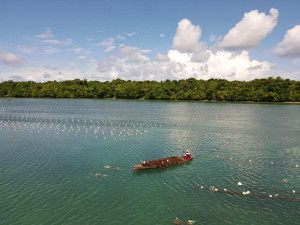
top-left (1, 97), bottom-right (299, 104)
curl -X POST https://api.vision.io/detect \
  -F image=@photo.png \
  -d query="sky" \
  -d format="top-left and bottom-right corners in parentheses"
top-left (1, 0), bottom-right (300, 82)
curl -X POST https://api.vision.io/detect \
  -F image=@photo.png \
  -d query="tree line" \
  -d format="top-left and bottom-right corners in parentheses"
top-left (0, 77), bottom-right (299, 102)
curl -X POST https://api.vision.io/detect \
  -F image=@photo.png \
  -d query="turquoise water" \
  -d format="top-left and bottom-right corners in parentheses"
top-left (0, 99), bottom-right (299, 225)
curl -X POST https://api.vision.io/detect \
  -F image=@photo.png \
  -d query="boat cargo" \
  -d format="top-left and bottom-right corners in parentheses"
top-left (132, 150), bottom-right (193, 171)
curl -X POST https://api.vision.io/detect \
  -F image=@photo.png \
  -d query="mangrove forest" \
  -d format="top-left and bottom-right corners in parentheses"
top-left (0, 77), bottom-right (300, 102)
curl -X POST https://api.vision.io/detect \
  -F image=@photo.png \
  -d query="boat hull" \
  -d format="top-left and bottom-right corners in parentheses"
top-left (132, 156), bottom-right (193, 171)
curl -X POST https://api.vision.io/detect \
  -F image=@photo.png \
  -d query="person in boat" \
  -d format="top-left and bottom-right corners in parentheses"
top-left (183, 150), bottom-right (191, 160)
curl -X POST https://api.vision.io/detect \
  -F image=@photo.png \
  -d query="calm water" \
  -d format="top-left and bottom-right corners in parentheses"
top-left (0, 99), bottom-right (299, 225)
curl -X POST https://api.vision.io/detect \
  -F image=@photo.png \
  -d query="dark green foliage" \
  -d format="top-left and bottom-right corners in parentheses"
top-left (0, 77), bottom-right (299, 102)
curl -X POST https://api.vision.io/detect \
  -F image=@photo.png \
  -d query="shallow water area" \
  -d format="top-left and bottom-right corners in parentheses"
top-left (0, 99), bottom-right (300, 225)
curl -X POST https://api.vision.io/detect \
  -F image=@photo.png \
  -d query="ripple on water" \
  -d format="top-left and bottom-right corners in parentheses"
top-left (1, 99), bottom-right (300, 225)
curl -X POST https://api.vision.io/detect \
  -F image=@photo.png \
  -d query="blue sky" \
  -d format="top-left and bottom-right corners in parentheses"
top-left (1, 0), bottom-right (300, 82)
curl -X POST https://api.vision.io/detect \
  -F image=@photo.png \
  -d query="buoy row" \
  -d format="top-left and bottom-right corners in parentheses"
top-left (88, 173), bottom-right (108, 178)
top-left (88, 165), bottom-right (122, 178)
top-left (104, 165), bottom-right (121, 171)
top-left (236, 182), bottom-right (299, 195)
top-left (0, 114), bottom-right (161, 141)
top-left (225, 157), bottom-right (299, 168)
top-left (0, 114), bottom-right (162, 129)
top-left (192, 185), bottom-right (300, 202)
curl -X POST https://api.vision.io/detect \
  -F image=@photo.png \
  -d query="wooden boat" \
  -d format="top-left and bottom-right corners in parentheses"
top-left (132, 150), bottom-right (193, 171)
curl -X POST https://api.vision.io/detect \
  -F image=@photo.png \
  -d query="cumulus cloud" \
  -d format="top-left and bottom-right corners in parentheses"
top-left (91, 17), bottom-right (275, 82)
top-left (172, 19), bottom-right (209, 62)
top-left (2, 16), bottom-right (278, 82)
top-left (206, 50), bottom-right (273, 80)
top-left (273, 25), bottom-right (300, 58)
top-left (173, 19), bottom-right (203, 52)
top-left (0, 51), bottom-right (23, 66)
top-left (115, 46), bottom-right (150, 64)
top-left (219, 8), bottom-right (279, 50)
top-left (94, 45), bottom-right (272, 81)
top-left (36, 28), bottom-right (54, 39)
top-left (155, 53), bottom-right (169, 62)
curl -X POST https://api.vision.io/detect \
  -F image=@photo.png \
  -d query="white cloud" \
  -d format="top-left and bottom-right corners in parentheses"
top-left (160, 33), bottom-right (165, 38)
top-left (94, 45), bottom-right (272, 81)
top-left (97, 38), bottom-right (114, 47)
top-left (206, 50), bottom-right (273, 80)
top-left (43, 38), bottom-right (73, 46)
top-left (0, 67), bottom-right (84, 82)
top-left (116, 35), bottom-right (125, 40)
top-left (273, 25), bottom-right (300, 58)
top-left (124, 32), bottom-right (136, 37)
top-left (116, 46), bottom-right (150, 64)
top-left (91, 18), bottom-right (275, 82)
top-left (219, 8), bottom-right (279, 50)
top-left (71, 48), bottom-right (83, 54)
top-left (2, 17), bottom-right (280, 82)
top-left (0, 51), bottom-right (23, 66)
top-left (172, 19), bottom-right (209, 62)
top-left (172, 18), bottom-right (202, 52)
top-left (209, 35), bottom-right (222, 42)
top-left (168, 50), bottom-right (191, 63)
top-left (155, 53), bottom-right (169, 62)
top-left (44, 65), bottom-right (57, 70)
top-left (104, 46), bottom-right (116, 52)
top-left (36, 28), bottom-right (54, 39)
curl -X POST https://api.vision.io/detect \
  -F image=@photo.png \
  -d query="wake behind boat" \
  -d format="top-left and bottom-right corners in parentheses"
top-left (132, 150), bottom-right (193, 171)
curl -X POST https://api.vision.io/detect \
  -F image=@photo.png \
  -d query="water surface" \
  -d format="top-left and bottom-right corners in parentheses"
top-left (0, 99), bottom-right (299, 224)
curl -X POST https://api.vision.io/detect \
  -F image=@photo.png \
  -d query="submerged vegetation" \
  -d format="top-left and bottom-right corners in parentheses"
top-left (0, 77), bottom-right (299, 102)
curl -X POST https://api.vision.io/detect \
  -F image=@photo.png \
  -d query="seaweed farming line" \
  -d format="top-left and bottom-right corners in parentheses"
top-left (0, 114), bottom-right (163, 129)
top-left (237, 185), bottom-right (300, 195)
top-left (0, 114), bottom-right (163, 141)
top-left (192, 186), bottom-right (300, 202)
top-left (219, 157), bottom-right (299, 168)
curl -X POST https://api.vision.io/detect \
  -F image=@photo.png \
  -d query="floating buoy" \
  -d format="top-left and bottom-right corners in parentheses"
top-left (238, 182), bottom-right (243, 186)
top-left (292, 190), bottom-right (296, 194)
